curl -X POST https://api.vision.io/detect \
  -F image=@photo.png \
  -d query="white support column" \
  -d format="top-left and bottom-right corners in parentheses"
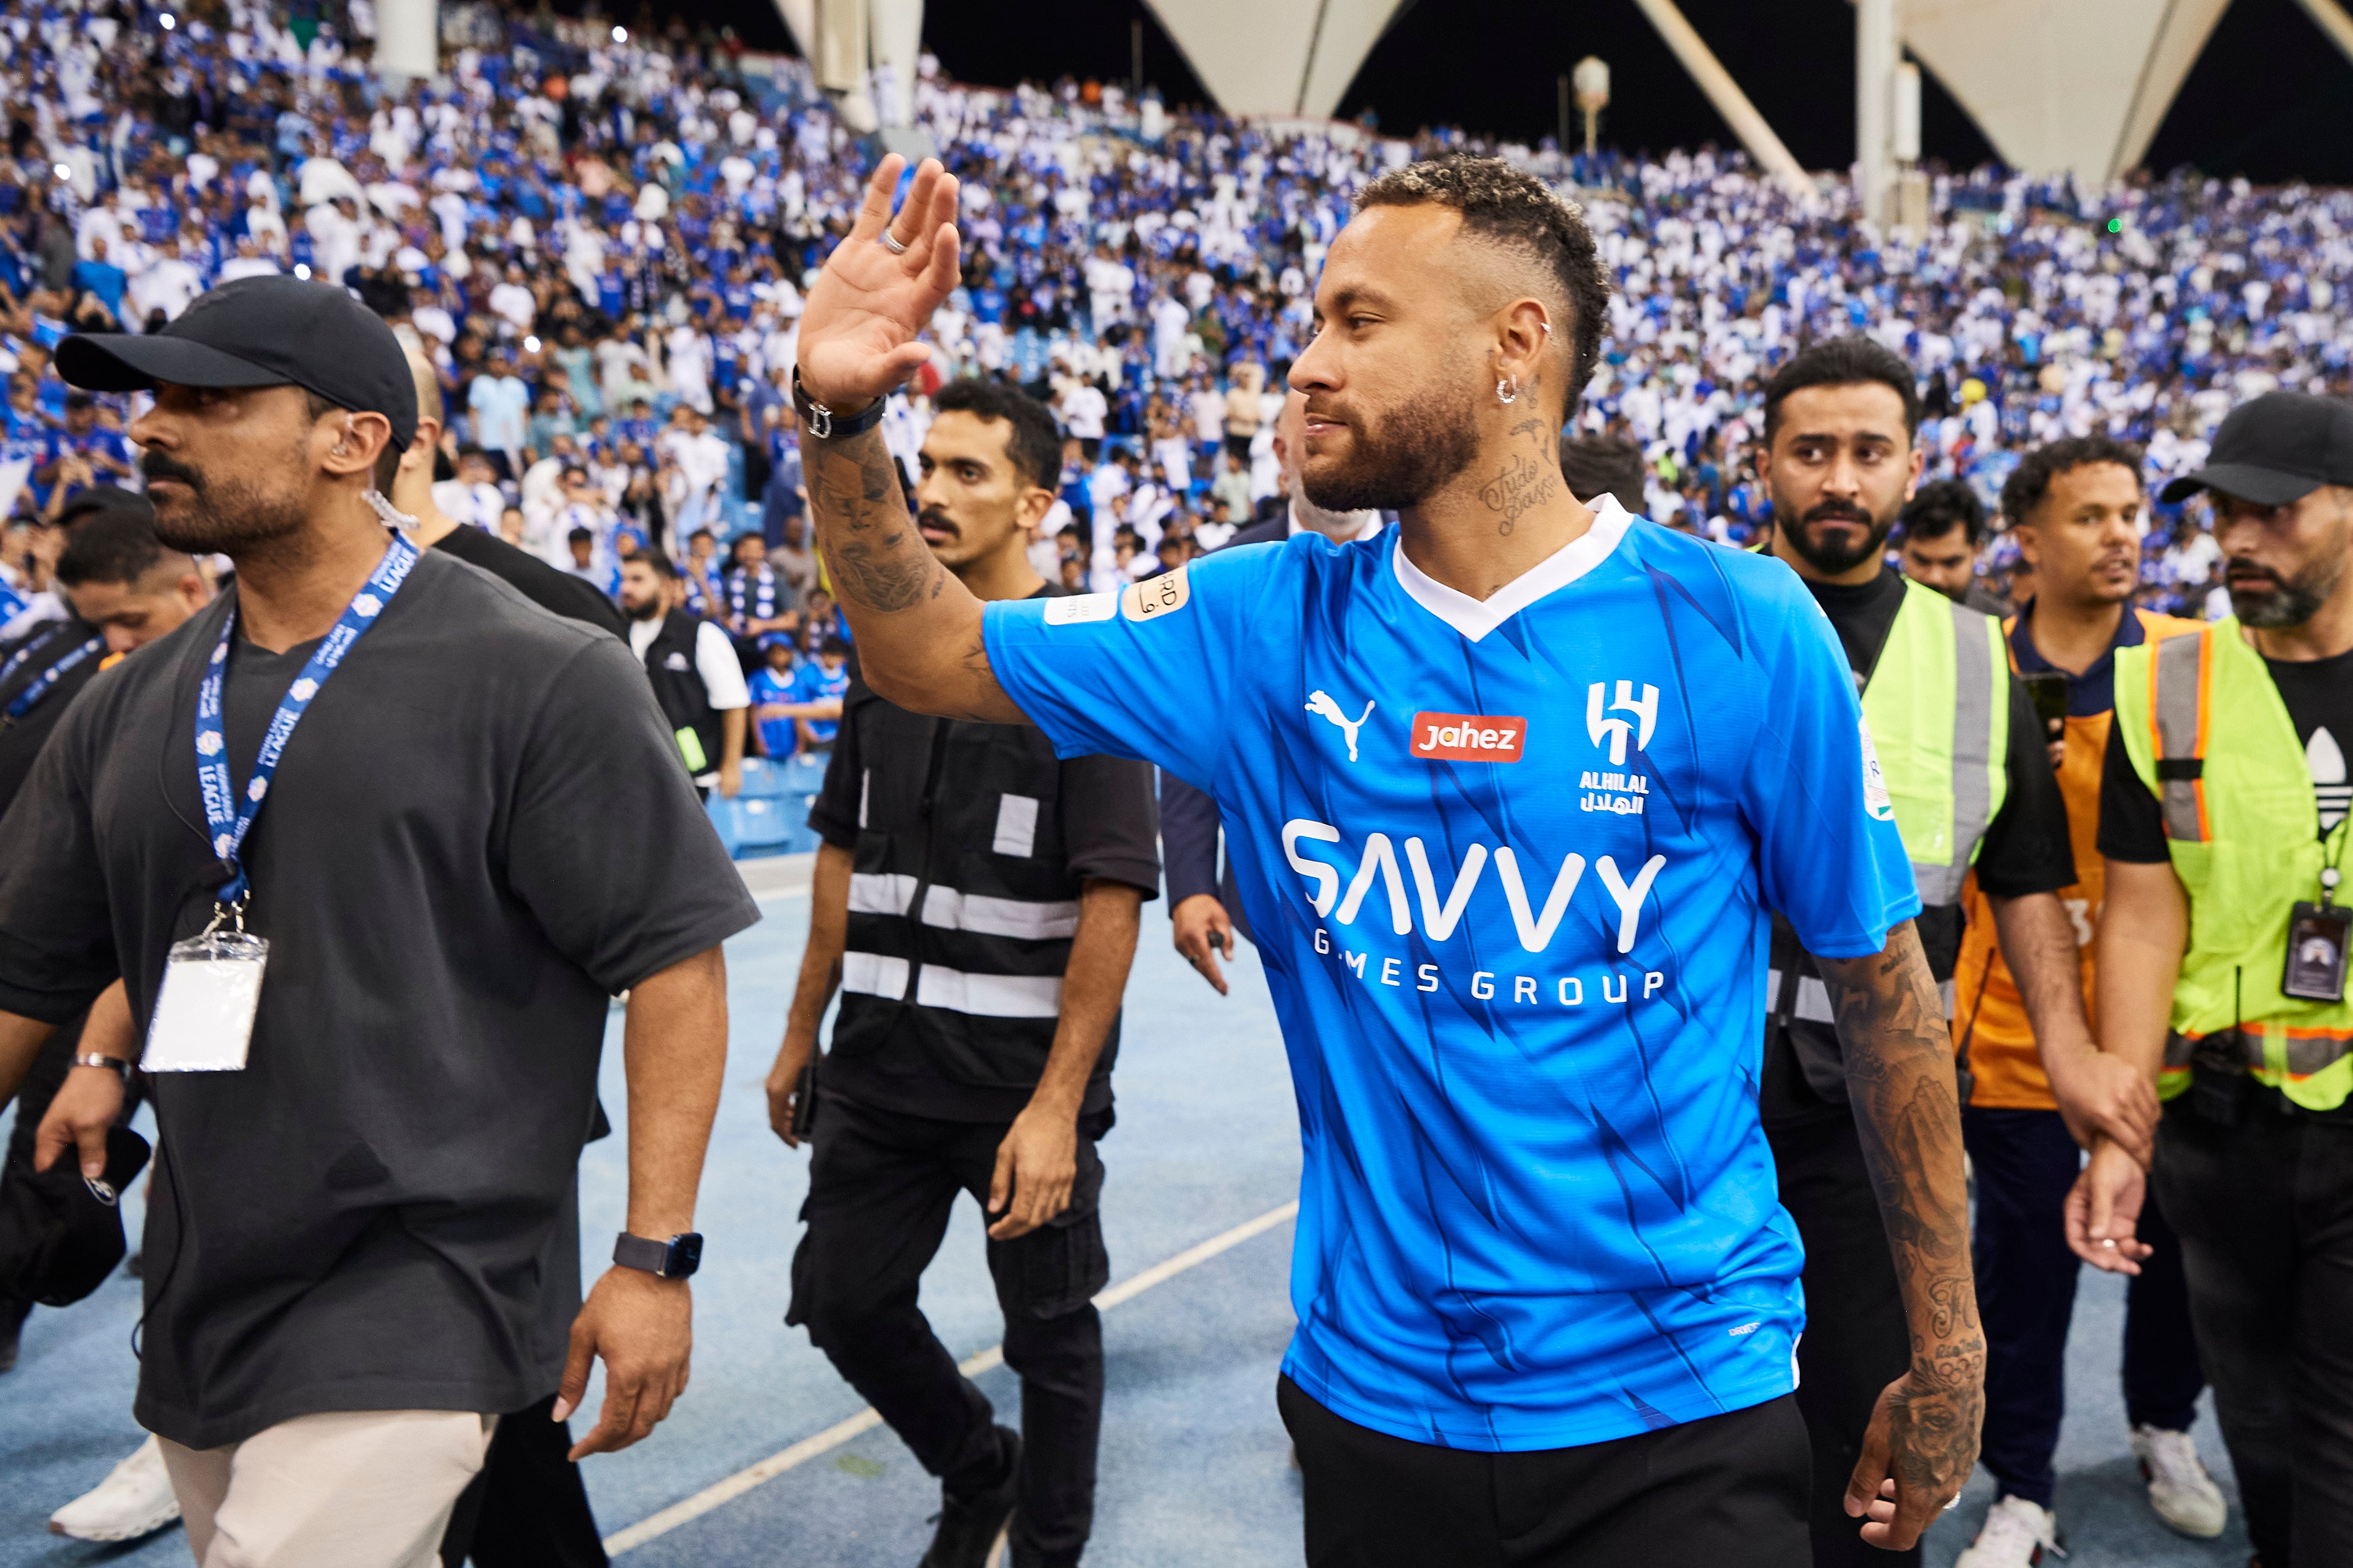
top-left (1855, 0), bottom-right (1897, 224)
top-left (2290, 0), bottom-right (2353, 63)
top-left (374, 0), bottom-right (437, 80)
top-left (1628, 0), bottom-right (1816, 206)
top-left (869, 0), bottom-right (922, 128)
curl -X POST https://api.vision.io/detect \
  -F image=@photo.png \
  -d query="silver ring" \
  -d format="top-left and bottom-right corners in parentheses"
top-left (877, 230), bottom-right (909, 255)
top-left (2100, 1238), bottom-right (2117, 1248)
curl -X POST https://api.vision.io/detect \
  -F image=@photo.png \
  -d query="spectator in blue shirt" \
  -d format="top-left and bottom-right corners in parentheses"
top-left (67, 239), bottom-right (126, 330)
top-left (785, 636), bottom-right (851, 750)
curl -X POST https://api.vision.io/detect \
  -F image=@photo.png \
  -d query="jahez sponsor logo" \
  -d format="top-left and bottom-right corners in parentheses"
top-left (1411, 712), bottom-right (1527, 763)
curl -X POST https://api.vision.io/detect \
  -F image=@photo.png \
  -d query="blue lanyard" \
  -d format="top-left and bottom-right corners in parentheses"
top-left (196, 532), bottom-right (419, 907)
top-left (2, 630), bottom-right (101, 721)
top-left (0, 621), bottom-right (69, 686)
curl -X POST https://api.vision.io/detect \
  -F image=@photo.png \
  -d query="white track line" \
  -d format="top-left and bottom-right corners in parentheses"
top-left (604, 1198), bottom-right (1300, 1555)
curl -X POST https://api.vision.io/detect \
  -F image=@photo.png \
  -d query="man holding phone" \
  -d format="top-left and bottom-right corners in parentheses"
top-left (1753, 338), bottom-right (2086, 1568)
top-left (1945, 438), bottom-right (2219, 1566)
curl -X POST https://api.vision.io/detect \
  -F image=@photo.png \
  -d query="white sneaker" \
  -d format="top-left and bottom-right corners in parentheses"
top-left (1954, 1495), bottom-right (2062, 1567)
top-left (2133, 1423), bottom-right (2228, 1538)
top-left (47, 1435), bottom-right (182, 1542)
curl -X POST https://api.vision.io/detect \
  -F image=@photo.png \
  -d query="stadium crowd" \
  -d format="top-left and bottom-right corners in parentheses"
top-left (0, 0), bottom-right (2348, 639)
top-left (4, 3), bottom-right (2353, 1568)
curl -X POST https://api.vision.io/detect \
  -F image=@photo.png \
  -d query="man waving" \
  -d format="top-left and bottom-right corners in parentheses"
top-left (790, 154), bottom-right (1982, 1566)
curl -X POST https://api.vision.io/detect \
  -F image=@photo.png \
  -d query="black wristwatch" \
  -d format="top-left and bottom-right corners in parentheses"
top-left (791, 366), bottom-right (887, 440)
top-left (613, 1231), bottom-right (704, 1280)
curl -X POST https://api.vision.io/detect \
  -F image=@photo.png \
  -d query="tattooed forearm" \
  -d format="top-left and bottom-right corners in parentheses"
top-left (802, 427), bottom-right (942, 612)
top-left (1818, 919), bottom-right (1984, 1517)
top-left (1817, 921), bottom-right (1978, 1344)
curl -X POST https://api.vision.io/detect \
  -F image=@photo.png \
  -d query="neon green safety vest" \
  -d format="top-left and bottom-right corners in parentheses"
top-left (2114, 617), bottom-right (2353, 1110)
top-left (1858, 578), bottom-right (2011, 907)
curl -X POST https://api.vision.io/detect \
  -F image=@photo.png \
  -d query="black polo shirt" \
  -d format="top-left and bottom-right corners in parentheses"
top-left (0, 548), bottom-right (758, 1447)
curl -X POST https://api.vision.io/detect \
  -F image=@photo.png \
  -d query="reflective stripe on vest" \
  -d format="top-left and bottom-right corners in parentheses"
top-left (2120, 618), bottom-right (2353, 1110)
top-left (1859, 580), bottom-right (2009, 907)
top-left (2150, 628), bottom-right (2209, 843)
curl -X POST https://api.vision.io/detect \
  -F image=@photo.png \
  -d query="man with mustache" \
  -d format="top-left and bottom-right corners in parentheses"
top-left (2075, 389), bottom-right (2353, 1568)
top-left (791, 153), bottom-right (1978, 1566)
top-left (1943, 439), bottom-right (2221, 1566)
top-left (762, 375), bottom-right (1158, 1568)
top-left (0, 275), bottom-right (756, 1566)
top-left (1754, 335), bottom-right (2083, 1568)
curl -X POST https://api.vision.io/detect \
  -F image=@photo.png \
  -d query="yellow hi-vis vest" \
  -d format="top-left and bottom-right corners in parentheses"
top-left (1860, 578), bottom-right (2011, 907)
top-left (2114, 617), bottom-right (2353, 1111)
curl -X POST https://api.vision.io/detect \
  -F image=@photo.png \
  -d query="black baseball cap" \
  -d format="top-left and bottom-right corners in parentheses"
top-left (2159, 390), bottom-right (2353, 507)
top-left (54, 275), bottom-right (418, 452)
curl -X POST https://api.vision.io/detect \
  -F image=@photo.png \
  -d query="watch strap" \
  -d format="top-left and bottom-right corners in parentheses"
top-left (72, 1053), bottom-right (133, 1081)
top-left (612, 1230), bottom-right (701, 1279)
top-left (791, 366), bottom-right (887, 440)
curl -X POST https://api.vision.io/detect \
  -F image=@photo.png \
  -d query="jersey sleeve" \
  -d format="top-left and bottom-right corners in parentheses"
top-left (1740, 577), bottom-right (1923, 959)
top-left (980, 543), bottom-right (1277, 792)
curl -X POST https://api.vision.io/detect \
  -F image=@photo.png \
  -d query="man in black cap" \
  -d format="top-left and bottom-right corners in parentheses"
top-left (0, 275), bottom-right (758, 1566)
top-left (2072, 388), bottom-right (2353, 1568)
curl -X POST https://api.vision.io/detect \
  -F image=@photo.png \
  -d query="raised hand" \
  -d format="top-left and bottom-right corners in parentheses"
top-left (796, 156), bottom-right (962, 410)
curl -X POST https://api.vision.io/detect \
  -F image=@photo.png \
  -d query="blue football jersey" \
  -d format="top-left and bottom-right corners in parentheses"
top-left (982, 497), bottom-right (1919, 1451)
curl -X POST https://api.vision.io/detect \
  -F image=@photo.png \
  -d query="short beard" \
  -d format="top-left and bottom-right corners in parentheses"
top-left (145, 450), bottom-right (308, 560)
top-left (1300, 372), bottom-right (1483, 514)
top-left (2230, 556), bottom-right (2342, 629)
top-left (625, 595), bottom-right (664, 621)
top-left (1781, 500), bottom-right (1899, 577)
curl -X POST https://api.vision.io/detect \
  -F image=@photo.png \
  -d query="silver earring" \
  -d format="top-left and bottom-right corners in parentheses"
top-left (1497, 377), bottom-right (1518, 405)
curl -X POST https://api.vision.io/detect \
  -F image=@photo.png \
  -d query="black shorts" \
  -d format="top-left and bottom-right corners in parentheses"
top-left (1278, 1376), bottom-right (1811, 1568)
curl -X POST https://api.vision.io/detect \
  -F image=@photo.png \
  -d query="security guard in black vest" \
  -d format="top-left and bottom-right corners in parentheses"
top-left (765, 379), bottom-right (1159, 1568)
top-left (619, 549), bottom-right (746, 802)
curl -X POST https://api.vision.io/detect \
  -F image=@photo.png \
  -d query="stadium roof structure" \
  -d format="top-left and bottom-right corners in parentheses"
top-left (1138, 0), bottom-right (1409, 120)
top-left (1901, 0), bottom-right (2231, 183)
top-left (1133, 0), bottom-right (2353, 185)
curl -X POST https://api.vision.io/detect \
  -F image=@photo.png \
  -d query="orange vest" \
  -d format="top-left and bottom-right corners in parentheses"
top-left (1953, 607), bottom-right (2203, 1108)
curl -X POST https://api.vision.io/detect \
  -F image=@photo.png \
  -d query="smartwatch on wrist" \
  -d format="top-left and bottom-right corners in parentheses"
top-left (613, 1231), bottom-right (704, 1280)
top-left (791, 366), bottom-right (886, 440)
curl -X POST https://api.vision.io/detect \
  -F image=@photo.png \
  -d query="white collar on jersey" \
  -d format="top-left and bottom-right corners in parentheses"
top-left (1390, 492), bottom-right (1635, 643)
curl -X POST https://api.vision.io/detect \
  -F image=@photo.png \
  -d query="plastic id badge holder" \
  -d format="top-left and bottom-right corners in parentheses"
top-left (142, 927), bottom-right (269, 1072)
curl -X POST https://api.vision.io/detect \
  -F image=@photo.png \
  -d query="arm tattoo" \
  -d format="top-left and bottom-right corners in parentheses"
top-left (802, 427), bottom-right (942, 614)
top-left (1818, 922), bottom-right (1985, 1481)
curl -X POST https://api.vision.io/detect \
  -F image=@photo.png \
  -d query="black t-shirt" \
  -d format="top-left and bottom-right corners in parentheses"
top-left (2101, 642), bottom-right (2353, 861)
top-left (431, 521), bottom-right (626, 638)
top-left (0, 615), bottom-right (106, 814)
top-left (0, 549), bottom-right (759, 1447)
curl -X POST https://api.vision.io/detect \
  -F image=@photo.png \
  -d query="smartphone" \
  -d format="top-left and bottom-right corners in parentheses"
top-left (790, 1055), bottom-right (820, 1141)
top-left (2022, 673), bottom-right (2069, 730)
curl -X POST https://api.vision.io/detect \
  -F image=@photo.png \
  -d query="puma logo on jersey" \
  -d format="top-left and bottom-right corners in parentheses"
top-left (1306, 690), bottom-right (1376, 762)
